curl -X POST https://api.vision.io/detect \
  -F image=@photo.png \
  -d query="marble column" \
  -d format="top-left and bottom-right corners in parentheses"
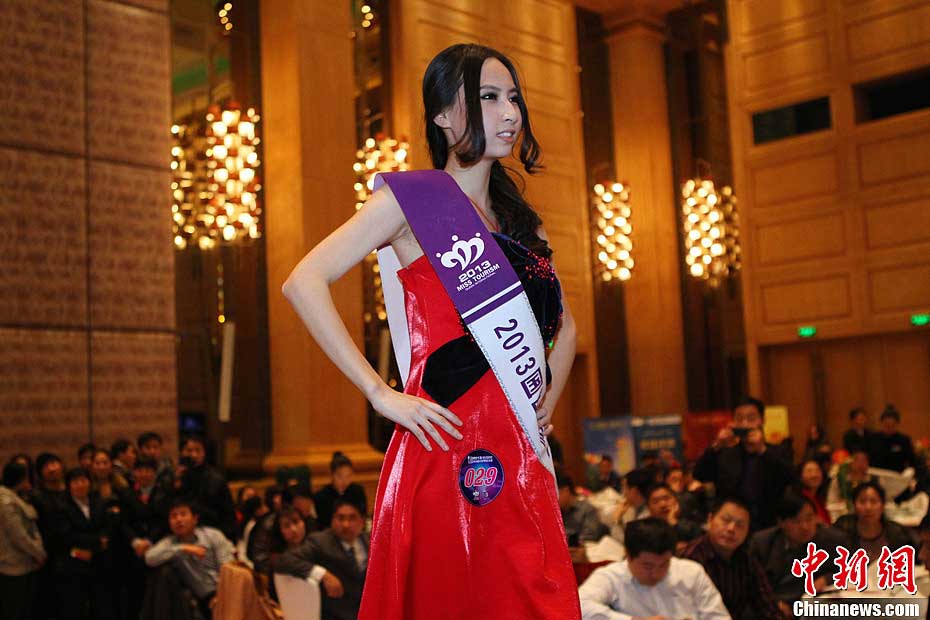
top-left (605, 7), bottom-right (689, 415)
top-left (260, 0), bottom-right (383, 486)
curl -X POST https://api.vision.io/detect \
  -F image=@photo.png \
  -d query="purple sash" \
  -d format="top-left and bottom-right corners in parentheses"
top-left (374, 170), bottom-right (554, 475)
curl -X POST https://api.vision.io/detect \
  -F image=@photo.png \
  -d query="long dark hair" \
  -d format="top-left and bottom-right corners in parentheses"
top-left (422, 43), bottom-right (551, 258)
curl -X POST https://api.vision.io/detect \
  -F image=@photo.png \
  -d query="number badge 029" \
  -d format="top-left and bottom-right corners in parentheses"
top-left (459, 449), bottom-right (504, 507)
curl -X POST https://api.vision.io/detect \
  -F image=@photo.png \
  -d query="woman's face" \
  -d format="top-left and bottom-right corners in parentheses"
top-left (854, 488), bottom-right (884, 522)
top-left (69, 475), bottom-right (90, 499)
top-left (438, 57), bottom-right (523, 162)
top-left (279, 515), bottom-right (306, 547)
top-left (800, 461), bottom-right (823, 490)
top-left (333, 465), bottom-right (354, 494)
top-left (92, 452), bottom-right (112, 480)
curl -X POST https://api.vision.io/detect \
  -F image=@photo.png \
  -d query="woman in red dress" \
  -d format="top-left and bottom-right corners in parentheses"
top-left (283, 44), bottom-right (580, 620)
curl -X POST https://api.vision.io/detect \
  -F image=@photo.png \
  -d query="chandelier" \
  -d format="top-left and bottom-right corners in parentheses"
top-left (172, 103), bottom-right (262, 251)
top-left (681, 177), bottom-right (740, 287)
top-left (353, 134), bottom-right (410, 325)
top-left (592, 182), bottom-right (634, 282)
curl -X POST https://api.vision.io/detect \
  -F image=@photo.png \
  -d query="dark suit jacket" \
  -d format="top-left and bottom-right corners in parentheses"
top-left (54, 494), bottom-right (108, 577)
top-left (694, 444), bottom-right (795, 530)
top-left (179, 465), bottom-right (238, 541)
top-left (749, 524), bottom-right (849, 601)
top-left (276, 529), bottom-right (370, 620)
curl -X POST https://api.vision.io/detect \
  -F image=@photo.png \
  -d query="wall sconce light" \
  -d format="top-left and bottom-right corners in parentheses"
top-left (353, 134), bottom-right (410, 324)
top-left (681, 177), bottom-right (740, 288)
top-left (592, 181), bottom-right (633, 282)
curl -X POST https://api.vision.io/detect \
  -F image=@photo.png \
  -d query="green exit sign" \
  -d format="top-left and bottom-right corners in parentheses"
top-left (912, 313), bottom-right (930, 327)
top-left (798, 326), bottom-right (817, 338)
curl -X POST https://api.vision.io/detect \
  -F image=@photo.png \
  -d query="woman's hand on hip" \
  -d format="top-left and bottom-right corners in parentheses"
top-left (371, 386), bottom-right (464, 452)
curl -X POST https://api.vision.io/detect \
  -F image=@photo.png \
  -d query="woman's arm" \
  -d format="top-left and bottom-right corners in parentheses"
top-left (282, 187), bottom-right (463, 451)
top-left (533, 227), bottom-right (577, 435)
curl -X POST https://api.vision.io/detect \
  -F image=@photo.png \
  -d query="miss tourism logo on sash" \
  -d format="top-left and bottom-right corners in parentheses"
top-left (436, 233), bottom-right (501, 292)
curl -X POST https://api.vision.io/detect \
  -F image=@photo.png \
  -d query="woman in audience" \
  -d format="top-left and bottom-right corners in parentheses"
top-left (797, 459), bottom-right (831, 524)
top-left (89, 449), bottom-right (142, 619)
top-left (314, 451), bottom-right (368, 528)
top-left (833, 481), bottom-right (915, 561)
top-left (56, 467), bottom-right (114, 620)
top-left (827, 450), bottom-right (875, 514)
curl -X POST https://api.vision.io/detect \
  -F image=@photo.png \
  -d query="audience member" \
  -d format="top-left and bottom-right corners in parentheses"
top-left (236, 494), bottom-right (269, 568)
top-left (265, 485), bottom-right (284, 512)
top-left (666, 463), bottom-right (708, 523)
top-left (249, 484), bottom-right (319, 575)
top-left (802, 424), bottom-right (832, 470)
top-left (832, 481), bottom-right (915, 561)
top-left (77, 443), bottom-right (97, 473)
top-left (694, 396), bottom-right (795, 530)
top-left (796, 459), bottom-right (830, 524)
top-left (0, 460), bottom-right (46, 620)
top-left (644, 483), bottom-right (702, 554)
top-left (276, 498), bottom-right (370, 620)
top-left (56, 467), bottom-right (114, 620)
top-left (578, 517), bottom-right (730, 620)
top-left (175, 435), bottom-right (238, 541)
top-left (31, 452), bottom-right (67, 620)
top-left (869, 404), bottom-right (916, 472)
top-left (613, 467), bottom-right (652, 528)
top-left (137, 432), bottom-right (173, 484)
top-left (593, 454), bottom-right (622, 493)
top-left (87, 446), bottom-right (141, 619)
top-left (9, 453), bottom-right (36, 489)
top-left (110, 439), bottom-right (138, 487)
top-left (684, 498), bottom-right (786, 620)
top-left (314, 452), bottom-right (368, 529)
top-left (843, 407), bottom-right (872, 455)
top-left (749, 490), bottom-right (848, 604)
top-left (827, 450), bottom-right (875, 515)
top-left (144, 498), bottom-right (234, 619)
top-left (558, 473), bottom-right (606, 550)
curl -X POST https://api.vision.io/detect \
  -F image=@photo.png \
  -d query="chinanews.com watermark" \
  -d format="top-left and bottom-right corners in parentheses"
top-left (792, 598), bottom-right (928, 619)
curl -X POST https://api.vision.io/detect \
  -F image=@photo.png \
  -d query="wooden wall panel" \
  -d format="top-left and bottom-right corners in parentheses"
top-left (751, 152), bottom-right (839, 206)
top-left (864, 195), bottom-right (930, 250)
top-left (742, 33), bottom-right (831, 93)
top-left (0, 0), bottom-right (85, 154)
top-left (90, 332), bottom-right (177, 453)
top-left (726, 0), bottom-right (930, 412)
top-left (0, 147), bottom-right (87, 327)
top-left (756, 212), bottom-right (846, 265)
top-left (761, 275), bottom-right (852, 325)
top-left (857, 128), bottom-right (930, 187)
top-left (868, 263), bottom-right (930, 313)
top-left (735, 0), bottom-right (827, 38)
top-left (845, 2), bottom-right (930, 62)
top-left (0, 329), bottom-right (89, 465)
top-left (0, 1), bottom-right (175, 465)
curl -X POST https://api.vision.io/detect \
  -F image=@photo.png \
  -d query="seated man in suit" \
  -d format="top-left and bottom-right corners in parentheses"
top-left (749, 490), bottom-right (848, 605)
top-left (275, 498), bottom-right (369, 620)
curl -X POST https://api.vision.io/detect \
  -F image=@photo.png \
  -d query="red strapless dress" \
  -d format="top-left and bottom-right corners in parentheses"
top-left (358, 254), bottom-right (581, 620)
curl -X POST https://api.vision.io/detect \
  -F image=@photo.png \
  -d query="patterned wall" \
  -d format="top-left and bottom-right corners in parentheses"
top-left (0, 0), bottom-right (176, 465)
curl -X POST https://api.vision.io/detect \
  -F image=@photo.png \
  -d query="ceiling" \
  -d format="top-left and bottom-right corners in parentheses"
top-left (573, 0), bottom-right (690, 17)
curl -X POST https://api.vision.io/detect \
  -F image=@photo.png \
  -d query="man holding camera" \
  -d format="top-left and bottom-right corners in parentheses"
top-left (694, 397), bottom-right (796, 531)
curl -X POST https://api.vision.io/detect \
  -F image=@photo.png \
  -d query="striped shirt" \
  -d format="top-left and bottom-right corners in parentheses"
top-left (684, 535), bottom-right (786, 620)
